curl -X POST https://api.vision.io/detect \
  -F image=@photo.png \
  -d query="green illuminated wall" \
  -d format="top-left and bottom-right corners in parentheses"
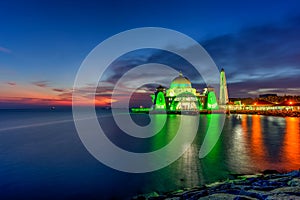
top-left (170, 99), bottom-right (177, 111)
top-left (155, 91), bottom-right (166, 110)
top-left (206, 91), bottom-right (219, 110)
top-left (198, 99), bottom-right (203, 111)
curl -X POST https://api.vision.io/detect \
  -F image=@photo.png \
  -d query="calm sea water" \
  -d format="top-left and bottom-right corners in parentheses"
top-left (0, 109), bottom-right (299, 199)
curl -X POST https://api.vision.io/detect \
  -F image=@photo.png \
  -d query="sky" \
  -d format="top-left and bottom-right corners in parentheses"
top-left (0, 0), bottom-right (300, 108)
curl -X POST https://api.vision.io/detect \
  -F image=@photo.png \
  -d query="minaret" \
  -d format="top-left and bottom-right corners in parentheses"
top-left (219, 68), bottom-right (229, 105)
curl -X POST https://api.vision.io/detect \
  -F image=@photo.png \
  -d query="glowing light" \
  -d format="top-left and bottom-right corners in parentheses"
top-left (206, 91), bottom-right (219, 110)
top-left (155, 91), bottom-right (166, 110)
top-left (219, 69), bottom-right (229, 105)
top-left (132, 72), bottom-right (222, 112)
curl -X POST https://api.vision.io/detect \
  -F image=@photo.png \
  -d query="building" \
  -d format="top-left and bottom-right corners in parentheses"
top-left (219, 68), bottom-right (229, 105)
top-left (150, 72), bottom-right (219, 112)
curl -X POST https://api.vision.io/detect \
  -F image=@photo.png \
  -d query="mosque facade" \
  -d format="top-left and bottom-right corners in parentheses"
top-left (150, 72), bottom-right (220, 112)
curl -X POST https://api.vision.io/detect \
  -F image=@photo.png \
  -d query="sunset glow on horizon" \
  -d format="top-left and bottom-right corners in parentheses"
top-left (0, 82), bottom-right (119, 107)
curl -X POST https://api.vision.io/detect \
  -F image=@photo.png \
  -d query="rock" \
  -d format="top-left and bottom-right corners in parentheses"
top-left (199, 193), bottom-right (257, 200)
top-left (132, 192), bottom-right (160, 200)
top-left (252, 186), bottom-right (277, 191)
top-left (285, 170), bottom-right (300, 178)
top-left (231, 185), bottom-right (251, 191)
top-left (233, 179), bottom-right (255, 186)
top-left (271, 186), bottom-right (300, 193)
top-left (288, 178), bottom-right (300, 187)
top-left (133, 170), bottom-right (300, 200)
top-left (245, 177), bottom-right (260, 184)
top-left (264, 173), bottom-right (285, 180)
top-left (284, 191), bottom-right (300, 196)
top-left (266, 193), bottom-right (300, 200)
top-left (165, 197), bottom-right (180, 200)
top-left (213, 189), bottom-right (240, 196)
top-left (198, 193), bottom-right (238, 200)
top-left (268, 176), bottom-right (292, 184)
top-left (189, 190), bottom-right (209, 199)
top-left (243, 186), bottom-right (253, 191)
top-left (181, 190), bottom-right (198, 199)
top-left (239, 189), bottom-right (267, 199)
top-left (208, 183), bottom-right (233, 192)
top-left (234, 196), bottom-right (257, 200)
top-left (252, 179), bottom-right (283, 188)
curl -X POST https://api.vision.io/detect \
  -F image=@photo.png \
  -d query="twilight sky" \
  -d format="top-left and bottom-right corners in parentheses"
top-left (0, 0), bottom-right (300, 108)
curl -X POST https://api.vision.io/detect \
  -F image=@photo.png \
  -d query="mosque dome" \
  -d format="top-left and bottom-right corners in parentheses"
top-left (170, 72), bottom-right (192, 88)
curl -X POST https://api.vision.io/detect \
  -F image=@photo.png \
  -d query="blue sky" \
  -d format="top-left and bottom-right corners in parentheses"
top-left (0, 0), bottom-right (300, 107)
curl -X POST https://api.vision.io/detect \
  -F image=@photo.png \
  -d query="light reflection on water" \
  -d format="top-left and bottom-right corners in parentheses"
top-left (146, 114), bottom-right (300, 193)
top-left (283, 117), bottom-right (300, 168)
top-left (229, 115), bottom-right (300, 172)
top-left (250, 115), bottom-right (268, 168)
top-left (0, 110), bottom-right (299, 199)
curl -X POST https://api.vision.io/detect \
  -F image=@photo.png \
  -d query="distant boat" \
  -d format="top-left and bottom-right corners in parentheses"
top-left (50, 106), bottom-right (56, 110)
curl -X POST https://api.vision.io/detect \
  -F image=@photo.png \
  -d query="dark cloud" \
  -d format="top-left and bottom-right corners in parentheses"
top-left (52, 88), bottom-right (67, 92)
top-left (104, 49), bottom-right (202, 84)
top-left (201, 16), bottom-right (300, 97)
top-left (53, 14), bottom-right (298, 105)
top-left (103, 15), bottom-right (300, 98)
top-left (32, 81), bottom-right (49, 88)
top-left (203, 15), bottom-right (300, 83)
top-left (7, 82), bottom-right (16, 86)
top-left (228, 73), bottom-right (300, 97)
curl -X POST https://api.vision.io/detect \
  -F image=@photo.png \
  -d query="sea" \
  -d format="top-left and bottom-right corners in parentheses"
top-left (0, 108), bottom-right (299, 199)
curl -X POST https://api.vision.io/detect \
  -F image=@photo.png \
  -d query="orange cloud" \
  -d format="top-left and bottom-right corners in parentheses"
top-left (95, 96), bottom-right (117, 106)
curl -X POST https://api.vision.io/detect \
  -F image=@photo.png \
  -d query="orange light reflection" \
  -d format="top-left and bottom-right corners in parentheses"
top-left (282, 117), bottom-right (300, 169)
top-left (249, 115), bottom-right (267, 168)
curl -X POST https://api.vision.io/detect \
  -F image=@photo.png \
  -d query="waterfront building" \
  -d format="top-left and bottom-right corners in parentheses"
top-left (219, 68), bottom-right (229, 105)
top-left (150, 72), bottom-right (219, 112)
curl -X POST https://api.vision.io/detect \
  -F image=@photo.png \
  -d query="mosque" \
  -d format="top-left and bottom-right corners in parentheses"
top-left (131, 69), bottom-right (228, 113)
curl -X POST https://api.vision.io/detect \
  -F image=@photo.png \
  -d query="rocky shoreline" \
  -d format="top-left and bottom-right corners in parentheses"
top-left (132, 170), bottom-right (300, 200)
